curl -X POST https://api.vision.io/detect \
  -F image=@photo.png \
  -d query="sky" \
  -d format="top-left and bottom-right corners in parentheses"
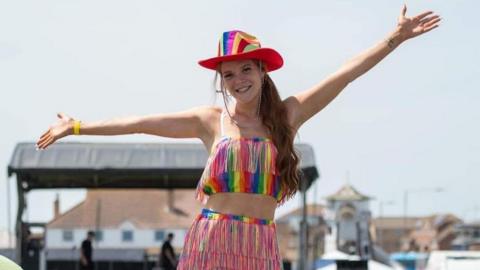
top-left (1, 0), bottom-right (479, 234)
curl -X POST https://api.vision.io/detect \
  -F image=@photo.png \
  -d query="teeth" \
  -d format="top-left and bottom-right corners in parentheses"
top-left (236, 86), bottom-right (250, 93)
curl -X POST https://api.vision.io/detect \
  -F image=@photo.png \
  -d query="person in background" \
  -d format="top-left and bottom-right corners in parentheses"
top-left (80, 231), bottom-right (95, 270)
top-left (159, 233), bottom-right (177, 270)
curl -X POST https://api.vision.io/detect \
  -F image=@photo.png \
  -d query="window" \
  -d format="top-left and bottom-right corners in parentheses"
top-left (155, 230), bottom-right (165, 242)
top-left (122, 230), bottom-right (133, 242)
top-left (62, 230), bottom-right (73, 242)
top-left (95, 230), bottom-right (103, 242)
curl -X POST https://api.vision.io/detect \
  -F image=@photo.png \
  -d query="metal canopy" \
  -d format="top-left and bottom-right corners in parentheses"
top-left (8, 142), bottom-right (319, 191)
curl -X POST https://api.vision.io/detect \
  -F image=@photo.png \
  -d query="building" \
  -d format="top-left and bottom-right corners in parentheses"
top-left (45, 189), bottom-right (202, 268)
top-left (314, 184), bottom-right (397, 269)
top-left (277, 184), bottom-right (397, 269)
top-left (451, 222), bottom-right (480, 250)
top-left (325, 183), bottom-right (373, 258)
top-left (276, 203), bottom-right (327, 269)
top-left (372, 214), bottom-right (461, 253)
top-left (371, 217), bottom-right (419, 253)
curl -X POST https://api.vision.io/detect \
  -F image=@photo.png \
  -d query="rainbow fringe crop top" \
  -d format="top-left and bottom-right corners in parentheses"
top-left (195, 112), bottom-right (286, 205)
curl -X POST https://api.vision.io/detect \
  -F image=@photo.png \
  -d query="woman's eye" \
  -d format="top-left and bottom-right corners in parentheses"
top-left (243, 67), bottom-right (251, 73)
top-left (223, 74), bottom-right (232, 79)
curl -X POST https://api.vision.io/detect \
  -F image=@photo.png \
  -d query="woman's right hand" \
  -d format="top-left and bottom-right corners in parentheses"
top-left (36, 113), bottom-right (75, 150)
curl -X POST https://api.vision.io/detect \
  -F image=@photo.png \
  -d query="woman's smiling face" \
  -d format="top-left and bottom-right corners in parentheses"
top-left (220, 59), bottom-right (264, 105)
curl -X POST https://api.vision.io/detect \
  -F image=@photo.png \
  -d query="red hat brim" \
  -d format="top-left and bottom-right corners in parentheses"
top-left (198, 48), bottom-right (283, 72)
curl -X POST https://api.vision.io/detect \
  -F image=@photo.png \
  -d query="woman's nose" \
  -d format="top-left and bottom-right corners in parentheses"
top-left (234, 74), bottom-right (248, 84)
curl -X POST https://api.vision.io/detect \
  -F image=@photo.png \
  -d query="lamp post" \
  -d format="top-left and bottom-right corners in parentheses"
top-left (402, 187), bottom-right (444, 246)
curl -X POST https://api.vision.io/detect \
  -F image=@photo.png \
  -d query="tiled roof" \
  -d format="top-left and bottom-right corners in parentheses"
top-left (325, 184), bottom-right (371, 201)
top-left (48, 189), bottom-right (202, 229)
top-left (373, 214), bottom-right (462, 230)
top-left (372, 217), bottom-right (423, 229)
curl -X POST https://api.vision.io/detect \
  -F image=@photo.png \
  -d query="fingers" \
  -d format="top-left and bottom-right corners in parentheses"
top-left (419, 15), bottom-right (440, 25)
top-left (422, 17), bottom-right (441, 29)
top-left (401, 4), bottom-right (407, 17)
top-left (36, 132), bottom-right (50, 149)
top-left (57, 112), bottom-right (73, 121)
top-left (39, 137), bottom-right (55, 150)
top-left (422, 23), bottom-right (440, 34)
top-left (37, 136), bottom-right (55, 150)
top-left (414, 11), bottom-right (434, 21)
top-left (37, 131), bottom-right (49, 146)
top-left (38, 113), bottom-right (69, 150)
top-left (417, 15), bottom-right (441, 35)
top-left (37, 137), bottom-right (48, 149)
top-left (39, 129), bottom-right (50, 140)
top-left (57, 112), bottom-right (71, 120)
top-left (37, 129), bottom-right (55, 149)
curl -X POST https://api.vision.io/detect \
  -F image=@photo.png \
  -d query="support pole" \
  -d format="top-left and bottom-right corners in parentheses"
top-left (15, 178), bottom-right (25, 265)
top-left (299, 175), bottom-right (308, 270)
top-left (7, 175), bottom-right (12, 248)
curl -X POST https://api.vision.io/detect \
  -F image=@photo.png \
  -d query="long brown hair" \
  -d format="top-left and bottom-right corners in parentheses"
top-left (215, 61), bottom-right (300, 202)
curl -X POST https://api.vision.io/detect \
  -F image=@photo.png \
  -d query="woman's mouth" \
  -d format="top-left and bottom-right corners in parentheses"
top-left (235, 85), bottom-right (251, 93)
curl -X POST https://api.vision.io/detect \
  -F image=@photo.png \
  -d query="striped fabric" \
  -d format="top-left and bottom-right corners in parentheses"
top-left (218, 30), bottom-right (261, 57)
top-left (177, 208), bottom-right (282, 270)
top-left (195, 136), bottom-right (287, 205)
top-left (198, 29), bottom-right (284, 72)
top-left (201, 207), bottom-right (274, 225)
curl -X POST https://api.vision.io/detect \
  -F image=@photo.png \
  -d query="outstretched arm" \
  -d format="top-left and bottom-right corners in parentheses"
top-left (286, 5), bottom-right (441, 129)
top-left (36, 106), bottom-right (216, 149)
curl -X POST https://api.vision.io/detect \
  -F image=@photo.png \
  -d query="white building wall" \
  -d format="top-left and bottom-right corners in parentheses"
top-left (46, 229), bottom-right (88, 249)
top-left (329, 200), bottom-right (371, 221)
top-left (47, 226), bottom-right (187, 249)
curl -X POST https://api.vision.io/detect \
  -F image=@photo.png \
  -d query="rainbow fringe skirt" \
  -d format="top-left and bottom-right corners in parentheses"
top-left (178, 208), bottom-right (282, 269)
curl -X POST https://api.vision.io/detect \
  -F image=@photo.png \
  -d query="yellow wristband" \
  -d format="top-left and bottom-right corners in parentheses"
top-left (73, 120), bottom-right (81, 135)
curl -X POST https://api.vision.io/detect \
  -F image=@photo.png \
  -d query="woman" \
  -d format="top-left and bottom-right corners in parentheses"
top-left (37, 5), bottom-right (440, 269)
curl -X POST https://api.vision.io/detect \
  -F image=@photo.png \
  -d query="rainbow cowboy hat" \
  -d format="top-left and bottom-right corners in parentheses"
top-left (198, 30), bottom-right (284, 72)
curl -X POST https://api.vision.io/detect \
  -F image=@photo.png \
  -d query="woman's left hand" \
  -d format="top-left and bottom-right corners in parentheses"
top-left (397, 4), bottom-right (441, 41)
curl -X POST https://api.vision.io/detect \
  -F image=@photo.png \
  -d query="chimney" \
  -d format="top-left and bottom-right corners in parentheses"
top-left (53, 193), bottom-right (60, 219)
top-left (165, 190), bottom-right (174, 212)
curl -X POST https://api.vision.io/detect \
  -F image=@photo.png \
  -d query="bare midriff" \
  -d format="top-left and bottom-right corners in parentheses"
top-left (205, 192), bottom-right (277, 220)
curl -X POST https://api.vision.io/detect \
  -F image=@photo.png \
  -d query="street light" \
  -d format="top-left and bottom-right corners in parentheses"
top-left (402, 187), bottom-right (444, 238)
